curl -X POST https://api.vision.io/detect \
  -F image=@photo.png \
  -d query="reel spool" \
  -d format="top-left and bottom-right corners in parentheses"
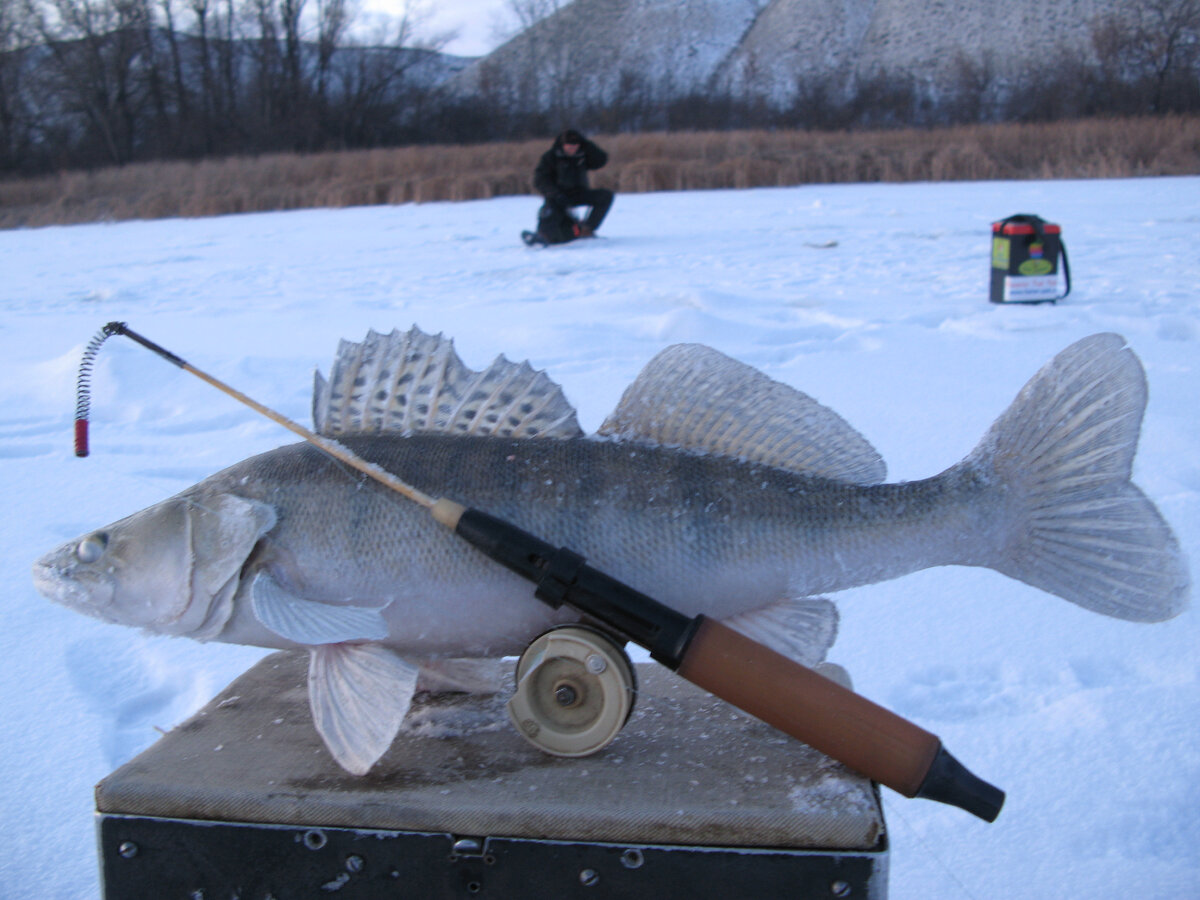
top-left (507, 626), bottom-right (637, 757)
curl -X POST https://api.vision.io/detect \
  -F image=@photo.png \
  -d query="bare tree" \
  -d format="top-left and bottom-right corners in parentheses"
top-left (279, 0), bottom-right (304, 124)
top-left (1093, 0), bottom-right (1200, 111)
top-left (314, 0), bottom-right (350, 102)
top-left (22, 0), bottom-right (161, 164)
top-left (156, 0), bottom-right (191, 126)
top-left (945, 51), bottom-right (1000, 124)
top-left (0, 0), bottom-right (37, 169)
top-left (500, 0), bottom-right (583, 121)
top-left (324, 1), bottom-right (451, 146)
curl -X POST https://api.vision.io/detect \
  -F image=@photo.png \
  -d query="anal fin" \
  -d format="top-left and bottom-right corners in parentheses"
top-left (416, 658), bottom-right (508, 694)
top-left (723, 597), bottom-right (839, 668)
top-left (308, 643), bottom-right (419, 775)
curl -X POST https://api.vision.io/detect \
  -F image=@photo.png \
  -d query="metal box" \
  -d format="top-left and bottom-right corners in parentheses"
top-left (96, 652), bottom-right (888, 898)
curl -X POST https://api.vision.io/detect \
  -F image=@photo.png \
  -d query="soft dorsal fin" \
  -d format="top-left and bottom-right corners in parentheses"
top-left (313, 327), bottom-right (583, 439)
top-left (598, 344), bottom-right (886, 484)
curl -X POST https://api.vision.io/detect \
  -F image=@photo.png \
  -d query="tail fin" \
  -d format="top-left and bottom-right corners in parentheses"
top-left (972, 333), bottom-right (1188, 622)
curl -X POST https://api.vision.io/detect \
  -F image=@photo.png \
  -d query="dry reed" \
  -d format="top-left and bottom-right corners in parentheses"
top-left (1, 116), bottom-right (1197, 229)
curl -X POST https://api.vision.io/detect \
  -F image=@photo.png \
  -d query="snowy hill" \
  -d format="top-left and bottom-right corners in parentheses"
top-left (715, 0), bottom-right (1114, 104)
top-left (450, 0), bottom-right (765, 109)
top-left (449, 0), bottom-right (1123, 112)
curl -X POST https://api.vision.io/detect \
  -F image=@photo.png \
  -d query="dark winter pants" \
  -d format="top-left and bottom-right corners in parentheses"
top-left (541, 188), bottom-right (614, 240)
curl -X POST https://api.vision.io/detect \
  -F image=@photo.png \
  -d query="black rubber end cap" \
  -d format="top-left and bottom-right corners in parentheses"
top-left (915, 745), bottom-right (1005, 822)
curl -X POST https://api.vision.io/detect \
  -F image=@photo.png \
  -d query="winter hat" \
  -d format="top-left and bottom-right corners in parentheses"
top-left (559, 128), bottom-right (585, 144)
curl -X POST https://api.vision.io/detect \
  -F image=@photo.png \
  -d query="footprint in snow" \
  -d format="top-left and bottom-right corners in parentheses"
top-left (892, 657), bottom-right (1138, 724)
top-left (889, 663), bottom-right (1022, 722)
top-left (0, 417), bottom-right (65, 439)
top-left (1156, 315), bottom-right (1197, 342)
top-left (64, 636), bottom-right (205, 768)
top-left (0, 442), bottom-right (54, 459)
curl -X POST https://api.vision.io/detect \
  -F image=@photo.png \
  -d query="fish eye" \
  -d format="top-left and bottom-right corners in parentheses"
top-left (76, 533), bottom-right (108, 564)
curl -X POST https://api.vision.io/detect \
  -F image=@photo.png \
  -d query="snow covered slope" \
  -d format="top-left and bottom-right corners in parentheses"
top-left (452, 0), bottom-right (1121, 108)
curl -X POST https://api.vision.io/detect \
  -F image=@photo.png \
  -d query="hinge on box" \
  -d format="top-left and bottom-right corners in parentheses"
top-left (450, 835), bottom-right (493, 860)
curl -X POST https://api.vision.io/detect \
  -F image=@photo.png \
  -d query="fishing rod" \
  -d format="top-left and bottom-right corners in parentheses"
top-left (75, 321), bottom-right (1005, 823)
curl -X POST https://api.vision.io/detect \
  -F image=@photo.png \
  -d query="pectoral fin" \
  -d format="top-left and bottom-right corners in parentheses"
top-left (250, 571), bottom-right (389, 644)
top-left (308, 643), bottom-right (419, 775)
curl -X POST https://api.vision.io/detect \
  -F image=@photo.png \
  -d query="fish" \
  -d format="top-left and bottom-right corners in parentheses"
top-left (33, 328), bottom-right (1190, 775)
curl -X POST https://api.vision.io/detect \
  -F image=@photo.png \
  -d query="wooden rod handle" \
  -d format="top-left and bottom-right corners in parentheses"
top-left (677, 617), bottom-right (940, 797)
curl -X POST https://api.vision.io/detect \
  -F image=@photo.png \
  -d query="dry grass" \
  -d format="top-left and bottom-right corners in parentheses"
top-left (2, 116), bottom-right (1197, 229)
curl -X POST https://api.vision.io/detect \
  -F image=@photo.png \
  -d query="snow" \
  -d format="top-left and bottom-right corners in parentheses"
top-left (3, 176), bottom-right (1198, 898)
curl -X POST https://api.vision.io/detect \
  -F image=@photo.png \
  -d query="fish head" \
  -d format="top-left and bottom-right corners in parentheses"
top-left (33, 492), bottom-right (276, 640)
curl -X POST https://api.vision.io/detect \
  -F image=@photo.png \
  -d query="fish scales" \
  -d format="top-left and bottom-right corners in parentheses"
top-left (205, 434), bottom-right (994, 657)
top-left (33, 328), bottom-right (1189, 774)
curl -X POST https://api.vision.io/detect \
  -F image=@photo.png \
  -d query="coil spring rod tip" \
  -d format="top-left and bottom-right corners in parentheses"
top-left (74, 323), bottom-right (130, 457)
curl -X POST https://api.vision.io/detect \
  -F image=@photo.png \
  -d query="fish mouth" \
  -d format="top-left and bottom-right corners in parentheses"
top-left (31, 557), bottom-right (113, 615)
top-left (31, 558), bottom-right (65, 599)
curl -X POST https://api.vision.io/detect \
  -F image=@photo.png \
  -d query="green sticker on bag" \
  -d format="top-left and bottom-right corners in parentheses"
top-left (992, 237), bottom-right (1010, 269)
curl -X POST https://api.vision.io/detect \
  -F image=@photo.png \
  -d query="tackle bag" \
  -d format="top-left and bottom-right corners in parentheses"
top-left (989, 214), bottom-right (1071, 304)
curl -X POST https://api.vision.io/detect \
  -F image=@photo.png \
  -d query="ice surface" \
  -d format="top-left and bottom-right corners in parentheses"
top-left (2, 176), bottom-right (1198, 898)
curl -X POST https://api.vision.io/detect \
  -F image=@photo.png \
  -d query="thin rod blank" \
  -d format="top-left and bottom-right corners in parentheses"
top-left (98, 322), bottom-right (438, 510)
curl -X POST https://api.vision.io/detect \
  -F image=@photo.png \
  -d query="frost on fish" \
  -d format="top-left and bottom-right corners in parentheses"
top-left (32, 328), bottom-right (1190, 776)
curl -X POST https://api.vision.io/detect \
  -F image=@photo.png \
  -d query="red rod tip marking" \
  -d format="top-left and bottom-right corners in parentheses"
top-left (74, 419), bottom-right (89, 457)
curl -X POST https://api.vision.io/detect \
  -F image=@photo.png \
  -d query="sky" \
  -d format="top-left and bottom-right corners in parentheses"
top-left (362, 0), bottom-right (514, 57)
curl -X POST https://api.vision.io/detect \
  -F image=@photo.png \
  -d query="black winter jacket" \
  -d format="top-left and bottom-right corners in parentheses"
top-left (534, 136), bottom-right (608, 201)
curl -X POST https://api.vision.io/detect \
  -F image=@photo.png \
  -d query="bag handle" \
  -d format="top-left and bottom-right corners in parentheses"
top-left (1057, 241), bottom-right (1071, 301)
top-left (998, 213), bottom-right (1047, 241)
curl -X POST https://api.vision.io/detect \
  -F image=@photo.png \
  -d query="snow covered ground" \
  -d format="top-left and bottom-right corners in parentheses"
top-left (2, 176), bottom-right (1197, 898)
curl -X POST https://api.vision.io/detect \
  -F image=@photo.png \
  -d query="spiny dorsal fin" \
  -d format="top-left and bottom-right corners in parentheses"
top-left (314, 327), bottom-right (583, 439)
top-left (598, 344), bottom-right (886, 484)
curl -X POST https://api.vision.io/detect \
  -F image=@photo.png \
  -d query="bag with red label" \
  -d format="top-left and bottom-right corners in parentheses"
top-left (989, 213), bottom-right (1071, 303)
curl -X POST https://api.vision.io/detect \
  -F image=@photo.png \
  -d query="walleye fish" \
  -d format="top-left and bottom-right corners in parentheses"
top-left (33, 328), bottom-right (1189, 775)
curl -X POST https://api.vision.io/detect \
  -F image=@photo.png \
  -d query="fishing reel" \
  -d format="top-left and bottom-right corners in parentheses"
top-left (507, 625), bottom-right (637, 757)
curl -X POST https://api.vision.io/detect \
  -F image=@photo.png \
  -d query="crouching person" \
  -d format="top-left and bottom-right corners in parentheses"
top-left (524, 128), bottom-right (614, 246)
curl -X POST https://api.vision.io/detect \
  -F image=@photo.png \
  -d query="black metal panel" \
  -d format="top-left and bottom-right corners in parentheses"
top-left (99, 815), bottom-right (886, 899)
